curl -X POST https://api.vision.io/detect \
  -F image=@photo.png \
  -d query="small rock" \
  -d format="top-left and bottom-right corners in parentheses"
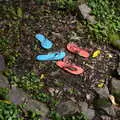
top-left (87, 108), bottom-right (95, 120)
top-left (56, 101), bottom-right (79, 116)
top-left (79, 4), bottom-right (91, 18)
top-left (79, 4), bottom-right (96, 24)
top-left (79, 102), bottom-right (88, 113)
top-left (79, 102), bottom-right (95, 120)
top-left (111, 78), bottom-right (120, 92)
top-left (111, 78), bottom-right (120, 103)
top-left (86, 15), bottom-right (97, 24)
top-left (0, 73), bottom-right (9, 88)
top-left (117, 62), bottom-right (120, 76)
top-left (25, 99), bottom-right (49, 119)
top-left (101, 106), bottom-right (116, 117)
top-left (111, 39), bottom-right (120, 50)
top-left (8, 86), bottom-right (28, 104)
top-left (94, 97), bottom-right (116, 117)
top-left (95, 86), bottom-right (110, 98)
top-left (0, 55), bottom-right (5, 71)
top-left (94, 98), bottom-right (111, 108)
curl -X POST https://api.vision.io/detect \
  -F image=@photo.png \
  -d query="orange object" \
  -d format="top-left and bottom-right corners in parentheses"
top-left (56, 60), bottom-right (84, 75)
top-left (67, 42), bottom-right (89, 58)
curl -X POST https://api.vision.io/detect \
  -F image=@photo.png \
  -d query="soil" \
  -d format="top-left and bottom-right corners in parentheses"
top-left (0, 0), bottom-right (120, 119)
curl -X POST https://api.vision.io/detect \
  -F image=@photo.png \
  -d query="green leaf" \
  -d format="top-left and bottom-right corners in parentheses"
top-left (17, 7), bottom-right (22, 18)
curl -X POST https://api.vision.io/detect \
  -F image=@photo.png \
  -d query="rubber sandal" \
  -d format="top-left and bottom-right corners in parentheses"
top-left (67, 42), bottom-right (89, 58)
top-left (56, 60), bottom-right (84, 75)
top-left (36, 51), bottom-right (66, 61)
top-left (35, 34), bottom-right (53, 49)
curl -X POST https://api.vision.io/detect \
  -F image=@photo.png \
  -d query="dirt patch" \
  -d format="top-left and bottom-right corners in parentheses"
top-left (0, 1), bottom-right (119, 119)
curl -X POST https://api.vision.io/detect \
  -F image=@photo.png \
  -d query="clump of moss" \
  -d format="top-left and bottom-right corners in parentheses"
top-left (0, 88), bottom-right (9, 100)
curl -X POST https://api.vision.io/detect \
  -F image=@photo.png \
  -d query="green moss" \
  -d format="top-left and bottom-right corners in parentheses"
top-left (0, 102), bottom-right (22, 120)
top-left (0, 88), bottom-right (9, 100)
top-left (94, 98), bottom-right (111, 108)
top-left (88, 0), bottom-right (120, 42)
top-left (49, 111), bottom-right (88, 120)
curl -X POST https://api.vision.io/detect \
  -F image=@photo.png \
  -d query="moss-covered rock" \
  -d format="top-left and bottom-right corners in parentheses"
top-left (111, 78), bottom-right (120, 103)
top-left (94, 98), bottom-right (111, 108)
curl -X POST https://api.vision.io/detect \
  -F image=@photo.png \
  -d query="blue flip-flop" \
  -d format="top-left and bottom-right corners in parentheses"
top-left (35, 34), bottom-right (53, 49)
top-left (36, 51), bottom-right (66, 61)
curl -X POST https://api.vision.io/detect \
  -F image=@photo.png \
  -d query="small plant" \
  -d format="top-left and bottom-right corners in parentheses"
top-left (33, 92), bottom-right (50, 103)
top-left (18, 72), bottom-right (44, 92)
top-left (49, 111), bottom-right (88, 120)
top-left (0, 39), bottom-right (9, 52)
top-left (56, 0), bottom-right (77, 11)
top-left (88, 0), bottom-right (120, 42)
top-left (0, 88), bottom-right (9, 100)
top-left (0, 102), bottom-right (22, 120)
top-left (25, 111), bottom-right (41, 120)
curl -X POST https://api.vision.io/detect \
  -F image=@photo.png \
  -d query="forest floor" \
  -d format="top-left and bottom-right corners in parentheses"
top-left (0, 1), bottom-right (120, 120)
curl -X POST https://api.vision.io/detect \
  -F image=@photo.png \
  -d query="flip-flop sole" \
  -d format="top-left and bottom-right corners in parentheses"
top-left (56, 61), bottom-right (84, 75)
top-left (67, 42), bottom-right (89, 58)
top-left (36, 51), bottom-right (66, 61)
top-left (35, 34), bottom-right (53, 49)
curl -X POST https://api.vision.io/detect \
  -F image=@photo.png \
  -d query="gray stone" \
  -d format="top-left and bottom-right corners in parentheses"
top-left (111, 40), bottom-right (120, 50)
top-left (0, 55), bottom-right (5, 71)
top-left (25, 99), bottom-right (49, 119)
top-left (94, 97), bottom-right (111, 108)
top-left (8, 86), bottom-right (28, 104)
top-left (86, 108), bottom-right (95, 120)
top-left (79, 102), bottom-right (95, 120)
top-left (101, 106), bottom-right (116, 117)
top-left (117, 62), bottom-right (120, 76)
top-left (79, 4), bottom-right (96, 24)
top-left (86, 15), bottom-right (97, 24)
top-left (56, 101), bottom-right (79, 116)
top-left (111, 78), bottom-right (120, 103)
top-left (0, 73), bottom-right (9, 88)
top-left (79, 4), bottom-right (91, 18)
top-left (8, 86), bottom-right (49, 119)
top-left (79, 102), bottom-right (88, 113)
top-left (95, 86), bottom-right (110, 98)
top-left (111, 78), bottom-right (120, 93)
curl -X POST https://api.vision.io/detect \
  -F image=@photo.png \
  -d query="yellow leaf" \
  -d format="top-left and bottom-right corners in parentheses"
top-left (40, 74), bottom-right (45, 80)
top-left (107, 53), bottom-right (113, 58)
top-left (17, 7), bottom-right (22, 18)
top-left (0, 100), bottom-right (11, 104)
top-left (99, 79), bottom-right (105, 83)
top-left (109, 95), bottom-right (118, 106)
top-left (92, 50), bottom-right (101, 58)
top-left (97, 83), bottom-right (104, 88)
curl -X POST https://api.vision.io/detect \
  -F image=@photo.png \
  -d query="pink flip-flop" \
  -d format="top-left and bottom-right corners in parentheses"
top-left (56, 60), bottom-right (84, 75)
top-left (67, 42), bottom-right (89, 58)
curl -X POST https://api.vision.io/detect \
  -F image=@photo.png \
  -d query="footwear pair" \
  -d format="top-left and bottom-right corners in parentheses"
top-left (56, 43), bottom-right (90, 75)
top-left (35, 34), bottom-right (66, 61)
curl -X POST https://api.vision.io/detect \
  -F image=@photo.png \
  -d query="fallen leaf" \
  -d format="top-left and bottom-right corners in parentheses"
top-left (107, 53), bottom-right (113, 58)
top-left (92, 50), bottom-right (101, 58)
top-left (17, 7), bottom-right (22, 18)
top-left (99, 79), bottom-right (105, 83)
top-left (109, 95), bottom-right (118, 106)
top-left (97, 79), bottom-right (105, 88)
top-left (0, 100), bottom-right (11, 104)
top-left (97, 83), bottom-right (104, 88)
top-left (40, 74), bottom-right (45, 80)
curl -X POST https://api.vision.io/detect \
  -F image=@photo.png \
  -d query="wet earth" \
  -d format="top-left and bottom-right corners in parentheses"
top-left (0, 0), bottom-right (120, 120)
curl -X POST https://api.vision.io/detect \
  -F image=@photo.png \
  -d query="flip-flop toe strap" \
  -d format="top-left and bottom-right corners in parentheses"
top-left (62, 63), bottom-right (77, 71)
